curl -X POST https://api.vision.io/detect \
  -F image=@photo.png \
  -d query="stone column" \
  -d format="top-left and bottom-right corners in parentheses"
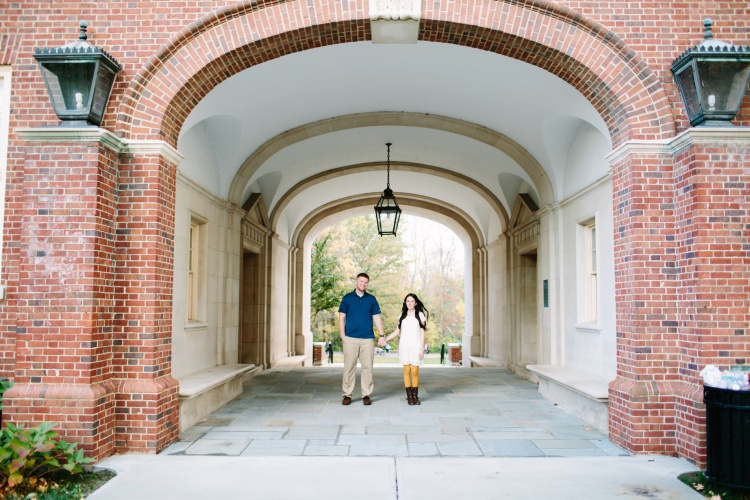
top-left (4, 129), bottom-right (119, 460)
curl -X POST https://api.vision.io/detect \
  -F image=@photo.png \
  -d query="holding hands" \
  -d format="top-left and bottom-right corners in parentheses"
top-left (378, 336), bottom-right (387, 347)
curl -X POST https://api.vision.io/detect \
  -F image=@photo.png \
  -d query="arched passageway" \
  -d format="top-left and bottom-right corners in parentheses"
top-left (5, 0), bottom-right (749, 471)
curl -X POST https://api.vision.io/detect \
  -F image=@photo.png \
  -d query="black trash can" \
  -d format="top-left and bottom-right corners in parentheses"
top-left (704, 385), bottom-right (750, 490)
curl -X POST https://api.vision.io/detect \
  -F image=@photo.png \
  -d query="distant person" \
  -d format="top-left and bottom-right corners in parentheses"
top-left (380, 293), bottom-right (429, 405)
top-left (338, 273), bottom-right (384, 406)
top-left (326, 341), bottom-right (334, 364)
top-left (440, 343), bottom-right (446, 365)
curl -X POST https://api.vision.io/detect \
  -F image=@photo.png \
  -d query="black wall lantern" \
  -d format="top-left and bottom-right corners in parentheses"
top-left (374, 143), bottom-right (402, 237)
top-left (671, 19), bottom-right (750, 127)
top-left (34, 21), bottom-right (121, 127)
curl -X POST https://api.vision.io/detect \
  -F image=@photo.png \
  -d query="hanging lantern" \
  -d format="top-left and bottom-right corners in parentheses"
top-left (374, 143), bottom-right (402, 236)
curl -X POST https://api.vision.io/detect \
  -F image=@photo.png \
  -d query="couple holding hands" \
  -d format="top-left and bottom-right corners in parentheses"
top-left (338, 272), bottom-right (428, 407)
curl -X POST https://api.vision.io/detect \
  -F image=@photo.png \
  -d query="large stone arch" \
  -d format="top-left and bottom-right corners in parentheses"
top-left (268, 159), bottom-right (510, 234)
top-left (287, 193), bottom-right (489, 367)
top-left (233, 112), bottom-right (551, 213)
top-left (114, 0), bottom-right (675, 148)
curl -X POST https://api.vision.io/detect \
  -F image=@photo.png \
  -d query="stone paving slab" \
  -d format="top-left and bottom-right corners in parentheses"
top-left (475, 439), bottom-right (544, 457)
top-left (532, 439), bottom-right (598, 449)
top-left (284, 425), bottom-right (340, 439)
top-left (169, 367), bottom-right (629, 458)
top-left (436, 440), bottom-right (483, 456)
top-left (184, 439), bottom-right (250, 456)
top-left (240, 439), bottom-right (306, 456)
top-left (202, 430), bottom-right (286, 440)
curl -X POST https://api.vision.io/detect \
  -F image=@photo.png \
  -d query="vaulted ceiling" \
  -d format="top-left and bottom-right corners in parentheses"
top-left (177, 40), bottom-right (612, 244)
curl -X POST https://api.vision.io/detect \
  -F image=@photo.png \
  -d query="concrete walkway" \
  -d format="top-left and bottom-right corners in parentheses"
top-left (90, 367), bottom-right (703, 499)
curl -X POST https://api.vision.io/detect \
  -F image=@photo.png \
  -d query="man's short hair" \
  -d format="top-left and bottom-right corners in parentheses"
top-left (356, 272), bottom-right (370, 280)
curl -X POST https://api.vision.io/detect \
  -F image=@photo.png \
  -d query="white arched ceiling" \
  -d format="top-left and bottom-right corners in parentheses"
top-left (276, 168), bottom-right (496, 244)
top-left (177, 40), bottom-right (611, 241)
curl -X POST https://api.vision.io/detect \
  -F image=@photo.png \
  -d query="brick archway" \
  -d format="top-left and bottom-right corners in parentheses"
top-left (114, 0), bottom-right (675, 148)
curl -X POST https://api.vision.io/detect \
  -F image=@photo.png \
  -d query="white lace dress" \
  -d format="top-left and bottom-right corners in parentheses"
top-left (398, 312), bottom-right (425, 366)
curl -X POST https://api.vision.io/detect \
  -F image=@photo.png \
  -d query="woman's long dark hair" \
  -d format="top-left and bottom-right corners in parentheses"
top-left (397, 293), bottom-right (429, 330)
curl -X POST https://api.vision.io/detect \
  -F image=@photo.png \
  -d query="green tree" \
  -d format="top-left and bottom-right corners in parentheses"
top-left (340, 216), bottom-right (406, 334)
top-left (310, 232), bottom-right (344, 323)
top-left (310, 214), bottom-right (464, 352)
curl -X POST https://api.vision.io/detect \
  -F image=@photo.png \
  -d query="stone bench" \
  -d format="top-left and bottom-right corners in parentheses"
top-left (272, 355), bottom-right (306, 368)
top-left (468, 355), bottom-right (504, 368)
top-left (526, 364), bottom-right (611, 434)
top-left (178, 363), bottom-right (259, 431)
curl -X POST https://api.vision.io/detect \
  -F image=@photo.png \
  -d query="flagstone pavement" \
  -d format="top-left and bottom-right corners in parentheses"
top-left (161, 366), bottom-right (628, 458)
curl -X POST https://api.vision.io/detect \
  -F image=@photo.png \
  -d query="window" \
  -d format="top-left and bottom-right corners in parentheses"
top-left (187, 217), bottom-right (206, 322)
top-left (578, 217), bottom-right (598, 326)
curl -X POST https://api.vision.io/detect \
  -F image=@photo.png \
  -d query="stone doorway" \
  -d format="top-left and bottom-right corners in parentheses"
top-left (516, 251), bottom-right (538, 371)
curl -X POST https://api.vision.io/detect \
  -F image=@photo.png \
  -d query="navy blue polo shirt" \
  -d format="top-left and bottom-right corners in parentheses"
top-left (338, 290), bottom-right (381, 339)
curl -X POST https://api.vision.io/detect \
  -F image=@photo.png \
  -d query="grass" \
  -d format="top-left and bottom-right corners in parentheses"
top-left (3, 468), bottom-right (116, 500)
top-left (679, 471), bottom-right (750, 499)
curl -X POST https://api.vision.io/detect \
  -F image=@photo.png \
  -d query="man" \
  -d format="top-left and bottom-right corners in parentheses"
top-left (338, 272), bottom-right (384, 405)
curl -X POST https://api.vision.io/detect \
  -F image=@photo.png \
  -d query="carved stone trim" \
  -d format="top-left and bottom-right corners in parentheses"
top-left (241, 219), bottom-right (268, 253)
top-left (17, 126), bottom-right (184, 165)
top-left (369, 0), bottom-right (421, 21)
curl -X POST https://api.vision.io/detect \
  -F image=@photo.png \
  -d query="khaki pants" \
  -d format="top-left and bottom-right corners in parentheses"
top-left (342, 336), bottom-right (375, 398)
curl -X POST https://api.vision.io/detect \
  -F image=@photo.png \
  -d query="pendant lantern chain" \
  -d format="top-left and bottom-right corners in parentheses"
top-left (386, 142), bottom-right (391, 188)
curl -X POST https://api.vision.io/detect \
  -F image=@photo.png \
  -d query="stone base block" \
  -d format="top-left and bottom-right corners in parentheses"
top-left (179, 364), bottom-right (259, 431)
top-left (528, 365), bottom-right (610, 434)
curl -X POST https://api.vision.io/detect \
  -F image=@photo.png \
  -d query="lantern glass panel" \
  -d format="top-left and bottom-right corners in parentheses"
top-left (377, 209), bottom-right (398, 234)
top-left (40, 61), bottom-right (96, 114)
top-left (674, 65), bottom-right (700, 119)
top-left (91, 63), bottom-right (115, 119)
top-left (696, 60), bottom-right (750, 113)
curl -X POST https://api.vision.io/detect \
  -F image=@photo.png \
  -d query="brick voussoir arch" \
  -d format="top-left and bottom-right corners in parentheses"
top-left (115, 0), bottom-right (368, 142)
top-left (420, 16), bottom-right (673, 145)
top-left (116, 0), bottom-right (674, 147)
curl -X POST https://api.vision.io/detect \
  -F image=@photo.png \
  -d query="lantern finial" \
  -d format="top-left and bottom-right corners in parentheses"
top-left (78, 21), bottom-right (89, 41)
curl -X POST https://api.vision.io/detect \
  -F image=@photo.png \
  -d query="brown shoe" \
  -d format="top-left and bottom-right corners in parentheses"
top-left (342, 396), bottom-right (352, 405)
top-left (362, 396), bottom-right (372, 405)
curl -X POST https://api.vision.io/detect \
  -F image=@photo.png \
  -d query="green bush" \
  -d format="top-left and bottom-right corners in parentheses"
top-left (0, 422), bottom-right (94, 497)
top-left (0, 377), bottom-right (12, 413)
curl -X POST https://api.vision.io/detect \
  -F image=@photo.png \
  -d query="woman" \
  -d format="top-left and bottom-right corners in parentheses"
top-left (381, 293), bottom-right (429, 405)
